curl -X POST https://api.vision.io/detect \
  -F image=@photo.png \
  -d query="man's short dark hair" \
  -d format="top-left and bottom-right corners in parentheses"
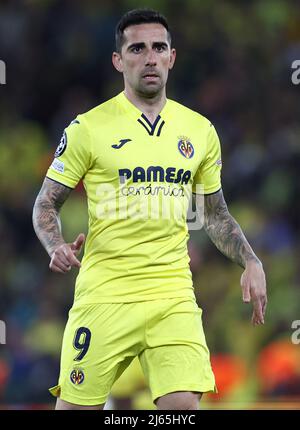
top-left (115, 8), bottom-right (171, 53)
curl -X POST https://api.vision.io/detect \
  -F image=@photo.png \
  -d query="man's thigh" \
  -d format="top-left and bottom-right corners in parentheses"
top-left (139, 298), bottom-right (216, 404)
top-left (55, 398), bottom-right (105, 410)
top-left (50, 302), bottom-right (145, 407)
top-left (156, 391), bottom-right (202, 410)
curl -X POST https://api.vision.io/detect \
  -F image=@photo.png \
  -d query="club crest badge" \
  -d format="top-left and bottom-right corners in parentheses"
top-left (70, 369), bottom-right (85, 385)
top-left (178, 137), bottom-right (194, 159)
top-left (55, 131), bottom-right (67, 158)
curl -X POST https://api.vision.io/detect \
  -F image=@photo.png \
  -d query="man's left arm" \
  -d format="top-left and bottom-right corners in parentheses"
top-left (199, 189), bottom-right (267, 325)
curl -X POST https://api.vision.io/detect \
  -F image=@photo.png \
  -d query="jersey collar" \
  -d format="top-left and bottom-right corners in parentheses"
top-left (116, 91), bottom-right (169, 136)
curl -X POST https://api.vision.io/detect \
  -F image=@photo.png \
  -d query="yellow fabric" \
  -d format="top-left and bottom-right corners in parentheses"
top-left (46, 92), bottom-right (222, 304)
top-left (110, 357), bottom-right (146, 398)
top-left (49, 299), bottom-right (216, 406)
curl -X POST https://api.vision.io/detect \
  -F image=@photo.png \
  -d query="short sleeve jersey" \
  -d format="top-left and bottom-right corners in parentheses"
top-left (46, 92), bottom-right (222, 304)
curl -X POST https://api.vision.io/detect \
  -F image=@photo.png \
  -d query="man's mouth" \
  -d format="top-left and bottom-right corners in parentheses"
top-left (142, 72), bottom-right (159, 80)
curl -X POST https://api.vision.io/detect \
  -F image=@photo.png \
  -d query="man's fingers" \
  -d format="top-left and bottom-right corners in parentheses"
top-left (51, 255), bottom-right (72, 272)
top-left (251, 312), bottom-right (261, 326)
top-left (241, 280), bottom-right (251, 303)
top-left (62, 248), bottom-right (81, 268)
top-left (58, 252), bottom-right (73, 268)
top-left (49, 261), bottom-right (70, 274)
top-left (241, 263), bottom-right (267, 325)
top-left (50, 246), bottom-right (81, 272)
top-left (71, 233), bottom-right (85, 252)
top-left (49, 262), bottom-right (63, 273)
top-left (252, 296), bottom-right (264, 325)
top-left (49, 242), bottom-right (82, 274)
top-left (262, 297), bottom-right (267, 318)
top-left (251, 295), bottom-right (267, 325)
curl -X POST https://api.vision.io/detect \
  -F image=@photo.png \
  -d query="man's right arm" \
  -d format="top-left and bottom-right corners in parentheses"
top-left (32, 177), bottom-right (84, 273)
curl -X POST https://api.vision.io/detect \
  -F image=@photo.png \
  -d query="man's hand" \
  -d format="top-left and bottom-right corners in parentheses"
top-left (241, 260), bottom-right (267, 325)
top-left (49, 233), bottom-right (85, 274)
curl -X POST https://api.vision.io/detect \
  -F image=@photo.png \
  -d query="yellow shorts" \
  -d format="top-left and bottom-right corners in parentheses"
top-left (49, 298), bottom-right (216, 406)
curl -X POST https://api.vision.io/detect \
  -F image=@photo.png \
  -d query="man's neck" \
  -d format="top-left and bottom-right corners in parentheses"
top-left (124, 87), bottom-right (167, 123)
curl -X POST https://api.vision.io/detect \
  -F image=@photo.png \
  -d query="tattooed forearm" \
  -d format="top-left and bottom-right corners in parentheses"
top-left (32, 178), bottom-right (72, 256)
top-left (200, 190), bottom-right (260, 268)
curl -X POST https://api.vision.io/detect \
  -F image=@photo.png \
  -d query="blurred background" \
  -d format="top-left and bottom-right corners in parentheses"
top-left (0, 0), bottom-right (300, 410)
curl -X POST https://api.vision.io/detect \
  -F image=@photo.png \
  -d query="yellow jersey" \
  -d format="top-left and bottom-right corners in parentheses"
top-left (46, 92), bottom-right (222, 304)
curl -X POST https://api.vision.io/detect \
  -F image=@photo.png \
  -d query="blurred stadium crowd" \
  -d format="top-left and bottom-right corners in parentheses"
top-left (0, 0), bottom-right (300, 409)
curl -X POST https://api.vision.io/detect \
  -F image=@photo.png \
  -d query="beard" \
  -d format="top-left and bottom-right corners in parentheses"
top-left (136, 75), bottom-right (165, 98)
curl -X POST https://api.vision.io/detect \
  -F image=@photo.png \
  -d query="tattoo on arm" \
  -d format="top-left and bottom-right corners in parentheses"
top-left (200, 190), bottom-right (260, 268)
top-left (32, 178), bottom-right (72, 256)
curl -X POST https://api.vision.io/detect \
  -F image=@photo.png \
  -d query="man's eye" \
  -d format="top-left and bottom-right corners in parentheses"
top-left (155, 45), bottom-right (166, 52)
top-left (132, 47), bottom-right (142, 53)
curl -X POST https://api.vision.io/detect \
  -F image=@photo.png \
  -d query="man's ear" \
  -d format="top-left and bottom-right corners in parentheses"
top-left (112, 52), bottom-right (123, 73)
top-left (169, 48), bottom-right (176, 70)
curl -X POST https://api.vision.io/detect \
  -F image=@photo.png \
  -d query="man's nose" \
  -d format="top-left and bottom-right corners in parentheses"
top-left (145, 49), bottom-right (157, 66)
